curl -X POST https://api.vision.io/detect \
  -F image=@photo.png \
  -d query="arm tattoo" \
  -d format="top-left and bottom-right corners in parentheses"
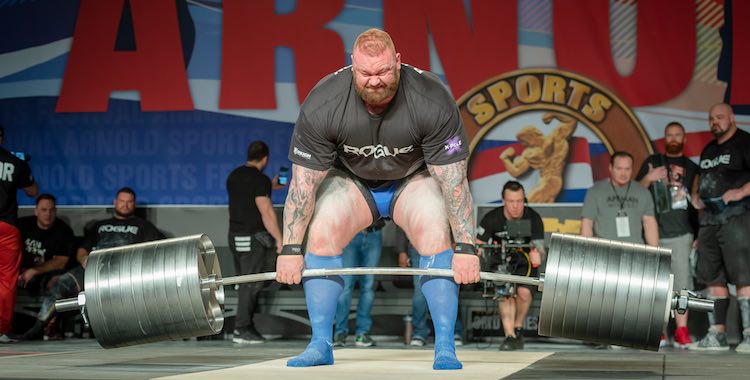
top-left (428, 160), bottom-right (475, 244)
top-left (282, 165), bottom-right (328, 244)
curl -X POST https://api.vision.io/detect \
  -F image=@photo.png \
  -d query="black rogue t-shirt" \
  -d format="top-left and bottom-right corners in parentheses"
top-left (83, 217), bottom-right (163, 251)
top-left (698, 128), bottom-right (750, 225)
top-left (289, 64), bottom-right (469, 188)
top-left (0, 147), bottom-right (35, 224)
top-left (226, 165), bottom-right (271, 234)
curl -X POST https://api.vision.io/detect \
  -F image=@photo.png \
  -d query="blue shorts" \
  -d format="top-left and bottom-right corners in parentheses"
top-left (369, 182), bottom-right (399, 219)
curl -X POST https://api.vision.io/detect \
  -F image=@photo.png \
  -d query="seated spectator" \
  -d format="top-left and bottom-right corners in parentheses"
top-left (15, 187), bottom-right (163, 340)
top-left (16, 194), bottom-right (74, 293)
top-left (13, 194), bottom-right (74, 339)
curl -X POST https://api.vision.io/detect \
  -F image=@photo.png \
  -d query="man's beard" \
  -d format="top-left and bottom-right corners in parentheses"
top-left (355, 72), bottom-right (399, 107)
top-left (711, 122), bottom-right (732, 139)
top-left (665, 141), bottom-right (683, 155)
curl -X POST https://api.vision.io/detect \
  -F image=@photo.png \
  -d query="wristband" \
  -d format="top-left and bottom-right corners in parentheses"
top-left (280, 244), bottom-right (303, 255)
top-left (454, 243), bottom-right (477, 255)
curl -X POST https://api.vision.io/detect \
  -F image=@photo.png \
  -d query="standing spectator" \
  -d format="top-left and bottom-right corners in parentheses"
top-left (581, 151), bottom-right (658, 350)
top-left (636, 122), bottom-right (699, 348)
top-left (689, 103), bottom-right (750, 352)
top-left (0, 124), bottom-right (38, 343)
top-left (475, 181), bottom-right (545, 351)
top-left (333, 219), bottom-right (384, 348)
top-left (226, 141), bottom-right (283, 344)
top-left (395, 226), bottom-right (465, 347)
top-left (13, 194), bottom-right (75, 340)
top-left (40, 187), bottom-right (163, 340)
top-left (581, 151), bottom-right (659, 246)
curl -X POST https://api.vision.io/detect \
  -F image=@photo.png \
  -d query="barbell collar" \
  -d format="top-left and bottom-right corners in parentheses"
top-left (671, 289), bottom-right (714, 314)
top-left (55, 291), bottom-right (86, 313)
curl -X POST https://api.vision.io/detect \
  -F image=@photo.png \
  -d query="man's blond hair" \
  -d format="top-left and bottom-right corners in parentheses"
top-left (353, 28), bottom-right (396, 57)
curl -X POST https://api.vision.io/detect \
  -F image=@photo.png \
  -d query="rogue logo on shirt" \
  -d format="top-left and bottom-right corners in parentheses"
top-left (700, 154), bottom-right (731, 169)
top-left (343, 144), bottom-right (414, 159)
top-left (98, 224), bottom-right (139, 235)
top-left (293, 146), bottom-right (312, 160)
top-left (0, 162), bottom-right (16, 182)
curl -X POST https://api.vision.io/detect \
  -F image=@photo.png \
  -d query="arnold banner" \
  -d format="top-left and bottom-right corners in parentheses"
top-left (0, 0), bottom-right (748, 206)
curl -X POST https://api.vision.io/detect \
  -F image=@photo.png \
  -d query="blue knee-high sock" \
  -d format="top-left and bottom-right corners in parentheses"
top-left (420, 249), bottom-right (462, 370)
top-left (287, 253), bottom-right (344, 367)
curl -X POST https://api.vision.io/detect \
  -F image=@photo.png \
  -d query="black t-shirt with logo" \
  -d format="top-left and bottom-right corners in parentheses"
top-left (83, 217), bottom-right (163, 251)
top-left (698, 128), bottom-right (750, 225)
top-left (17, 216), bottom-right (75, 270)
top-left (226, 165), bottom-right (271, 234)
top-left (636, 154), bottom-right (699, 237)
top-left (289, 64), bottom-right (469, 189)
top-left (476, 207), bottom-right (545, 243)
top-left (0, 147), bottom-right (35, 224)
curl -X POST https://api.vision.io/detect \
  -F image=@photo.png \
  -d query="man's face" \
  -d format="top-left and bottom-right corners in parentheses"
top-left (708, 104), bottom-right (735, 139)
top-left (609, 156), bottom-right (633, 186)
top-left (34, 199), bottom-right (56, 229)
top-left (664, 125), bottom-right (686, 155)
top-left (502, 189), bottom-right (525, 220)
top-left (114, 192), bottom-right (136, 218)
top-left (352, 48), bottom-right (401, 107)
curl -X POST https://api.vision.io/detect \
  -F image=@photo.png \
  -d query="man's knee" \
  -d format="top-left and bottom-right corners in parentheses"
top-left (516, 288), bottom-right (532, 303)
top-left (499, 297), bottom-right (514, 306)
top-left (55, 276), bottom-right (80, 297)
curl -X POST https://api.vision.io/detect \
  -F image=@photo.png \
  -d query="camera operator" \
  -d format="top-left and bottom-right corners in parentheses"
top-left (476, 181), bottom-right (545, 351)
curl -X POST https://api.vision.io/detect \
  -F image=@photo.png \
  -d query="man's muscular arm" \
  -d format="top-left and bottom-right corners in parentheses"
top-left (276, 164), bottom-right (328, 284)
top-left (282, 165), bottom-right (328, 244)
top-left (428, 160), bottom-right (480, 284)
top-left (499, 147), bottom-right (530, 177)
top-left (722, 181), bottom-right (750, 204)
top-left (427, 160), bottom-right (474, 244)
top-left (545, 112), bottom-right (577, 140)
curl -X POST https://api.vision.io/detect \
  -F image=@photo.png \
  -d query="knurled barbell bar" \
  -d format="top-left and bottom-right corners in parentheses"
top-left (55, 233), bottom-right (712, 350)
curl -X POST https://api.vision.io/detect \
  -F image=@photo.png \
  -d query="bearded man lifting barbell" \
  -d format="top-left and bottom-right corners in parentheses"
top-left (49, 28), bottom-right (716, 365)
top-left (274, 28), bottom-right (480, 370)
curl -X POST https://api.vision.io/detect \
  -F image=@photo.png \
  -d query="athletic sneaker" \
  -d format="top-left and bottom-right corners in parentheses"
top-left (410, 337), bottom-right (426, 347)
top-left (736, 332), bottom-right (750, 353)
top-left (354, 334), bottom-right (375, 347)
top-left (688, 327), bottom-right (729, 351)
top-left (499, 335), bottom-right (523, 351)
top-left (513, 328), bottom-right (524, 347)
top-left (333, 332), bottom-right (347, 347)
top-left (659, 335), bottom-right (668, 349)
top-left (232, 327), bottom-right (265, 344)
top-left (43, 321), bottom-right (64, 341)
top-left (0, 334), bottom-right (14, 343)
top-left (673, 326), bottom-right (693, 349)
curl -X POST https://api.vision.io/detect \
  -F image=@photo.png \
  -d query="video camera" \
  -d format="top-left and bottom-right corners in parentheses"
top-left (480, 219), bottom-right (534, 299)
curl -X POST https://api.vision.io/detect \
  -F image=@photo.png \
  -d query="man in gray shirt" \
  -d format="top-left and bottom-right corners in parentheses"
top-left (581, 151), bottom-right (659, 246)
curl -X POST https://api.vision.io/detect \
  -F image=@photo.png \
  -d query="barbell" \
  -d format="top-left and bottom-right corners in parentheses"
top-left (55, 233), bottom-right (712, 350)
